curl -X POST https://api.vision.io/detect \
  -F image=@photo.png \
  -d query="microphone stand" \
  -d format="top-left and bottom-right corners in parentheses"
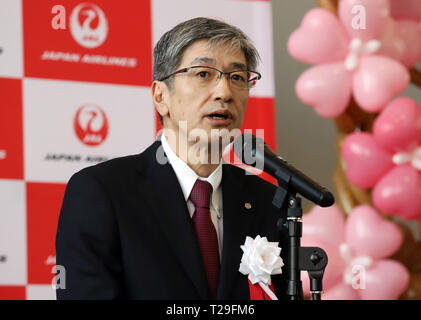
top-left (272, 175), bottom-right (328, 300)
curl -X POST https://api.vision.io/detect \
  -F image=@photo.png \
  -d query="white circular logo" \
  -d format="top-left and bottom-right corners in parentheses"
top-left (69, 3), bottom-right (108, 49)
top-left (74, 104), bottom-right (109, 146)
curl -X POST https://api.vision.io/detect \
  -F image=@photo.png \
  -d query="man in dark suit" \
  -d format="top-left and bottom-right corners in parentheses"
top-left (56, 17), bottom-right (288, 300)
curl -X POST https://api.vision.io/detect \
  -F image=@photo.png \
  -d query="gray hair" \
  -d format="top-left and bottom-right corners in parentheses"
top-left (153, 17), bottom-right (260, 88)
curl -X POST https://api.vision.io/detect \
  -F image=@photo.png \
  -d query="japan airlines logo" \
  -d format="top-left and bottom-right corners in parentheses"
top-left (74, 104), bottom-right (109, 146)
top-left (69, 3), bottom-right (108, 48)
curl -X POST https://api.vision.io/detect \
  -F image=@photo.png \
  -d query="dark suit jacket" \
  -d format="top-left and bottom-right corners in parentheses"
top-left (56, 140), bottom-right (288, 300)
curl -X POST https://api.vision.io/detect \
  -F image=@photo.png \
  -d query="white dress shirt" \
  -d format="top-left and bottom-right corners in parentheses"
top-left (161, 134), bottom-right (223, 259)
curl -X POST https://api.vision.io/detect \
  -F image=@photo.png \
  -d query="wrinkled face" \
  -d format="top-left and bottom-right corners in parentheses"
top-left (159, 39), bottom-right (250, 147)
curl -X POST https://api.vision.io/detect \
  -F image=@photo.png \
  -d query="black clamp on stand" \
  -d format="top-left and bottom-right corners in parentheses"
top-left (272, 176), bottom-right (328, 300)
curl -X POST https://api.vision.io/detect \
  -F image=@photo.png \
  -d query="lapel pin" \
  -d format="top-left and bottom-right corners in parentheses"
top-left (245, 202), bottom-right (252, 210)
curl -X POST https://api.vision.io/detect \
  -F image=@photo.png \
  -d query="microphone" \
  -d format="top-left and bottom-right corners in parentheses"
top-left (233, 133), bottom-right (335, 207)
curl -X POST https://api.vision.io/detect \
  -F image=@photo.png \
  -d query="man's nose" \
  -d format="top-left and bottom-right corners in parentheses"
top-left (213, 74), bottom-right (233, 102)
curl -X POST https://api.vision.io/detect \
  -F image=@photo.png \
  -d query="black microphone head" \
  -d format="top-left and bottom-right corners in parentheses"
top-left (318, 191), bottom-right (335, 207)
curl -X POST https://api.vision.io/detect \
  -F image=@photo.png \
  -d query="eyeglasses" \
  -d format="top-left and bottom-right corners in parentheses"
top-left (159, 66), bottom-right (262, 89)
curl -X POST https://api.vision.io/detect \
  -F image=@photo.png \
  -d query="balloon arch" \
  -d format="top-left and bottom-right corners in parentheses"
top-left (287, 0), bottom-right (421, 299)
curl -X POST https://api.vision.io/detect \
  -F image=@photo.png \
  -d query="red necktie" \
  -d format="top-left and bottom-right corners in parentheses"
top-left (190, 179), bottom-right (220, 299)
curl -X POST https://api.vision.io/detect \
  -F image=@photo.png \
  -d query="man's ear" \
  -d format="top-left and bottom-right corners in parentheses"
top-left (152, 80), bottom-right (169, 118)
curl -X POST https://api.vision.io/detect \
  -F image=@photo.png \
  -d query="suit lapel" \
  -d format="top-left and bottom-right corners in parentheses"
top-left (136, 141), bottom-right (210, 299)
top-left (217, 164), bottom-right (257, 299)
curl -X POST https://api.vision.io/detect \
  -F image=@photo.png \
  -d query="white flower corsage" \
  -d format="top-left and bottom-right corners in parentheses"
top-left (239, 235), bottom-right (284, 300)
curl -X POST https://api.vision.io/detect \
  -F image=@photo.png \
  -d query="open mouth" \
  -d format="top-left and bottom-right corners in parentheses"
top-left (206, 110), bottom-right (232, 121)
top-left (209, 114), bottom-right (228, 120)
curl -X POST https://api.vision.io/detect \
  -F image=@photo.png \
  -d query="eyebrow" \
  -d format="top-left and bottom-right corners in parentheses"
top-left (230, 62), bottom-right (247, 70)
top-left (189, 57), bottom-right (247, 70)
top-left (189, 57), bottom-right (215, 65)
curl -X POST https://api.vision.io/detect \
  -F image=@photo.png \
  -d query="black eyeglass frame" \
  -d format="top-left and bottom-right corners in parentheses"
top-left (158, 65), bottom-right (262, 88)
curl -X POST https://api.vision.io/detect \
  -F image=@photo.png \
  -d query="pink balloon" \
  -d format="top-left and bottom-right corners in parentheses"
top-left (287, 8), bottom-right (349, 65)
top-left (373, 165), bottom-right (421, 219)
top-left (303, 205), bottom-right (346, 247)
top-left (390, 0), bottom-right (421, 21)
top-left (378, 18), bottom-right (407, 63)
top-left (373, 97), bottom-right (421, 152)
top-left (345, 205), bottom-right (403, 259)
top-left (379, 18), bottom-right (421, 68)
top-left (360, 260), bottom-right (410, 300)
top-left (352, 56), bottom-right (410, 113)
top-left (322, 282), bottom-right (360, 300)
top-left (339, 0), bottom-right (390, 41)
top-left (301, 237), bottom-right (347, 294)
top-left (341, 132), bottom-right (394, 189)
top-left (395, 20), bottom-right (421, 68)
top-left (295, 62), bottom-right (352, 118)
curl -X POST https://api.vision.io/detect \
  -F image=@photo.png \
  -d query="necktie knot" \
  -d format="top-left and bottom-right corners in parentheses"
top-left (190, 179), bottom-right (212, 209)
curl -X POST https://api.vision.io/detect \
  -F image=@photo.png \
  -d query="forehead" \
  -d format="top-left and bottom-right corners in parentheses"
top-left (180, 39), bottom-right (247, 68)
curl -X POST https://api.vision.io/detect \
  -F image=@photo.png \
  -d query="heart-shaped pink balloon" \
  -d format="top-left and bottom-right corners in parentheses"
top-left (303, 205), bottom-right (346, 247)
top-left (379, 18), bottom-right (421, 68)
top-left (287, 8), bottom-right (349, 65)
top-left (339, 0), bottom-right (391, 42)
top-left (378, 18), bottom-right (407, 63)
top-left (390, 0), bottom-right (421, 21)
top-left (395, 20), bottom-right (421, 68)
top-left (345, 205), bottom-right (403, 259)
top-left (373, 165), bottom-right (421, 219)
top-left (341, 132), bottom-right (394, 189)
top-left (295, 62), bottom-right (352, 118)
top-left (373, 97), bottom-right (421, 152)
top-left (360, 260), bottom-right (410, 300)
top-left (301, 237), bottom-right (346, 294)
top-left (322, 282), bottom-right (360, 300)
top-left (352, 56), bottom-right (410, 113)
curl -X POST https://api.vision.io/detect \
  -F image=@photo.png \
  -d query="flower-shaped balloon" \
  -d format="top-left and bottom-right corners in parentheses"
top-left (342, 0), bottom-right (421, 68)
top-left (288, 0), bottom-right (410, 118)
top-left (341, 96), bottom-right (421, 220)
top-left (301, 205), bottom-right (409, 300)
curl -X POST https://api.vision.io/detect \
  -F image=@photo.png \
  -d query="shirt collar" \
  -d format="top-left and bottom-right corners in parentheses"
top-left (161, 134), bottom-right (223, 203)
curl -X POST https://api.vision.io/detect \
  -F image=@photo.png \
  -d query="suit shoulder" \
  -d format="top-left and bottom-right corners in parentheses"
top-left (71, 141), bottom-right (160, 183)
top-left (75, 153), bottom-right (141, 180)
